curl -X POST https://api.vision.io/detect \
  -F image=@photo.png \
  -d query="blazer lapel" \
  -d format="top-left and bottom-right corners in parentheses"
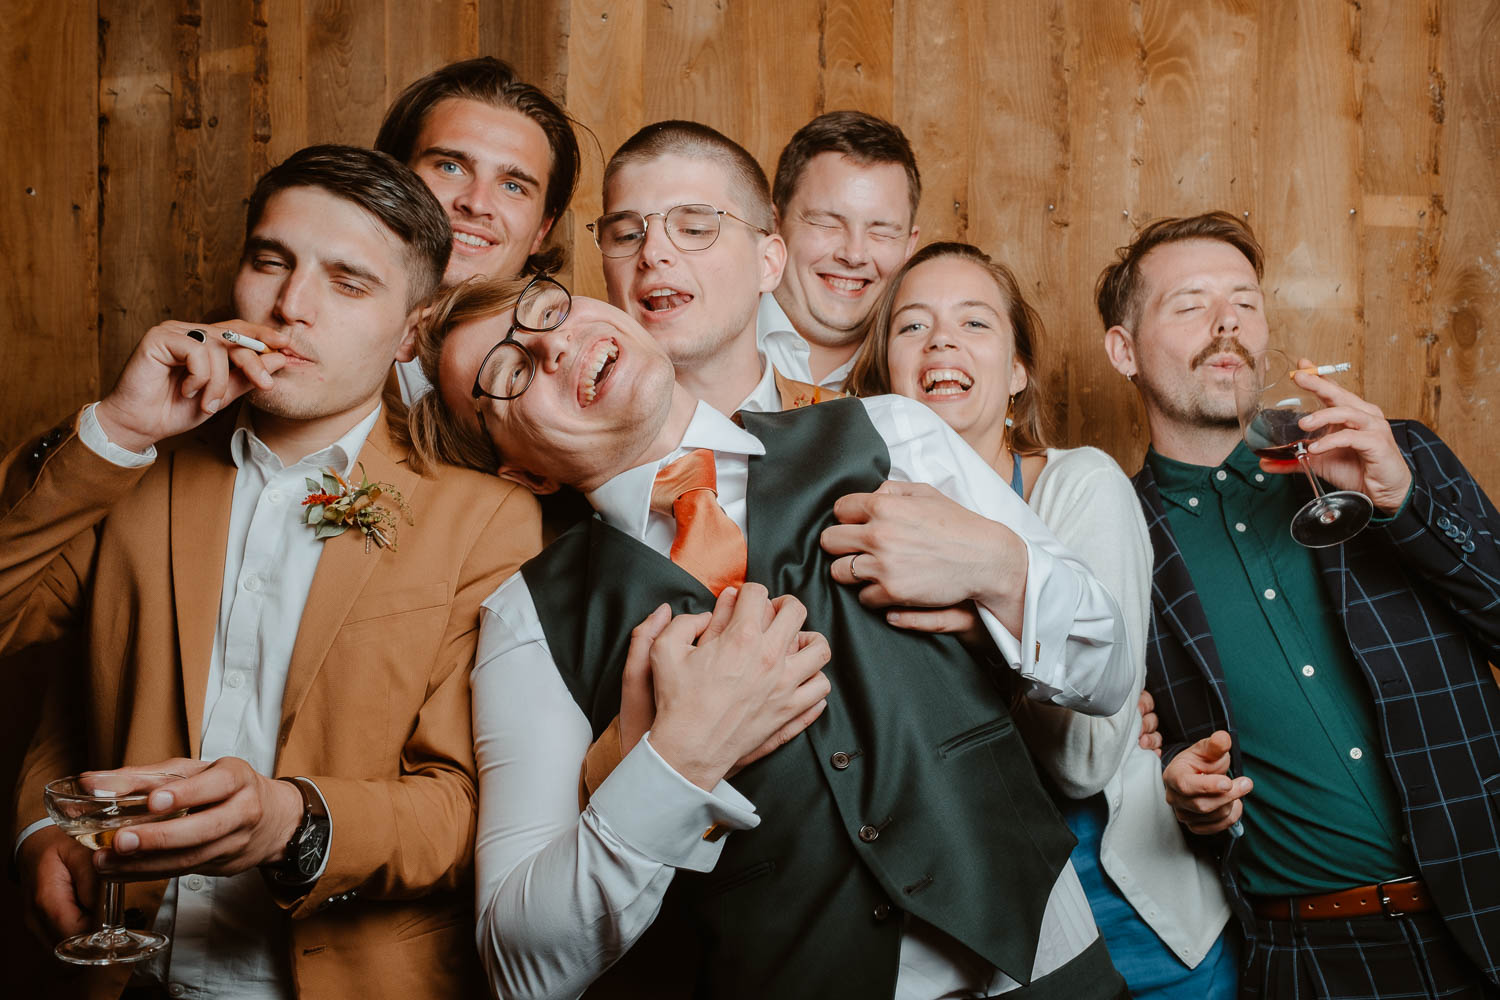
top-left (1134, 464), bottom-right (1225, 687)
top-left (170, 419), bottom-right (240, 755)
top-left (278, 413), bottom-right (418, 738)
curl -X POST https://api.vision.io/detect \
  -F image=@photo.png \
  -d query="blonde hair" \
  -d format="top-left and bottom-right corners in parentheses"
top-left (390, 275), bottom-right (532, 475)
top-left (845, 242), bottom-right (1050, 455)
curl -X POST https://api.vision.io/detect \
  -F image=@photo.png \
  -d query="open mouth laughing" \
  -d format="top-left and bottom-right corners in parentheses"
top-left (921, 367), bottom-right (974, 397)
top-left (579, 338), bottom-right (620, 406)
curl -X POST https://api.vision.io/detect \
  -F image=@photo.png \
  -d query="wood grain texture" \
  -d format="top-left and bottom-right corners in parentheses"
top-left (1, 0), bottom-right (1497, 497)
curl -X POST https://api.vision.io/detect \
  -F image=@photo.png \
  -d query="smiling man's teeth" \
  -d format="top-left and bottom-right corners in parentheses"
top-left (454, 232), bottom-right (494, 248)
top-left (922, 368), bottom-right (973, 395)
top-left (823, 276), bottom-right (868, 292)
top-left (581, 341), bottom-right (620, 403)
top-left (641, 288), bottom-right (692, 313)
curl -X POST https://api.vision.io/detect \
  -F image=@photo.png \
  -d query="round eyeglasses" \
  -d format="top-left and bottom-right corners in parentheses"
top-left (471, 275), bottom-right (571, 403)
top-left (587, 203), bottom-right (770, 258)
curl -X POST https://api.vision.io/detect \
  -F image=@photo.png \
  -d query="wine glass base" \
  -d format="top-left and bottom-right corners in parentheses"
top-left (1290, 490), bottom-right (1375, 548)
top-left (54, 927), bottom-right (169, 966)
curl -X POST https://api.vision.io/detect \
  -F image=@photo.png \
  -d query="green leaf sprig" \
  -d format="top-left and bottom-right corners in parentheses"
top-left (301, 464), bottom-right (413, 552)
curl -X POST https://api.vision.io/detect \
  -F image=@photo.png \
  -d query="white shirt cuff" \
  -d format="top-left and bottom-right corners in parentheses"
top-left (588, 732), bottom-right (759, 874)
top-left (14, 817), bottom-right (54, 862)
top-left (79, 402), bottom-right (157, 467)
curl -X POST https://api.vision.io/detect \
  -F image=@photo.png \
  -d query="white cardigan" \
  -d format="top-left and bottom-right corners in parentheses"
top-left (1013, 447), bottom-right (1231, 968)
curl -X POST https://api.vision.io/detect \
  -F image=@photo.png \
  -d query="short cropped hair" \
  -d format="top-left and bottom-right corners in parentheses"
top-left (846, 242), bottom-right (1049, 455)
top-left (245, 144), bottom-right (451, 309)
top-left (603, 120), bottom-right (774, 231)
top-left (375, 57), bottom-right (582, 275)
top-left (772, 111), bottom-right (921, 224)
top-left (1095, 210), bottom-right (1264, 331)
top-left (397, 275), bottom-right (532, 475)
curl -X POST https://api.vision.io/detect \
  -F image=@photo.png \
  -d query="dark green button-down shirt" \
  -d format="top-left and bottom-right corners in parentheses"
top-left (1147, 442), bottom-right (1412, 895)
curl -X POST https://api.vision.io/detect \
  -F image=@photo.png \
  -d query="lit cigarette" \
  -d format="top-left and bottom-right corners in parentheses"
top-left (221, 330), bottom-right (271, 354)
top-left (1293, 362), bottom-right (1351, 376)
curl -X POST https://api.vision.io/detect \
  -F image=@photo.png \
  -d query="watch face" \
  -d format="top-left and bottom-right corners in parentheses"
top-left (294, 824), bottom-right (330, 876)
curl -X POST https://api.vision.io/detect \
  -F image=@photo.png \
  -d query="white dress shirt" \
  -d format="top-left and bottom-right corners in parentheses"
top-left (755, 292), bottom-right (855, 391)
top-left (393, 358), bottom-right (431, 405)
top-left (473, 396), bottom-right (1129, 999)
top-left (21, 402), bottom-right (380, 1000)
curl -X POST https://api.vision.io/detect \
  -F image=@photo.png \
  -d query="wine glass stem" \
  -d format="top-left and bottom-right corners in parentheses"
top-left (1294, 444), bottom-right (1326, 500)
top-left (100, 879), bottom-right (124, 934)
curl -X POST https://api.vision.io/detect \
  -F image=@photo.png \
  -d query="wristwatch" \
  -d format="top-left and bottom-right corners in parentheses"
top-left (262, 776), bottom-right (330, 886)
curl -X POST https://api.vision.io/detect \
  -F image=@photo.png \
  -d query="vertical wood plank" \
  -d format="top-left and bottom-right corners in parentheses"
top-left (478, 0), bottom-right (569, 101)
top-left (1428, 0), bottom-right (1500, 497)
top-left (0, 0), bottom-right (101, 447)
top-left (196, 0), bottom-right (257, 316)
top-left (1356, 0), bottom-right (1443, 433)
top-left (304, 0), bottom-right (386, 146)
top-left (892, 0), bottom-right (972, 244)
top-left (261, 0), bottom-right (308, 169)
top-left (1058, 0), bottom-right (1149, 465)
top-left (1255, 1), bottom-right (1361, 373)
top-left (565, 0), bottom-right (645, 299)
top-left (99, 2), bottom-right (178, 388)
top-left (385, 0), bottom-right (478, 108)
top-left (737, 0), bottom-right (821, 174)
top-left (822, 0), bottom-right (895, 119)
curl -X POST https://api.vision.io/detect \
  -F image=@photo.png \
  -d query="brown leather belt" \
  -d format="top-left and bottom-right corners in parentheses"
top-left (1250, 876), bottom-right (1432, 920)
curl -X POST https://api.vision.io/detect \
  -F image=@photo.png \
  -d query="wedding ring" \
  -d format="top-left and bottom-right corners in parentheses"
top-left (850, 553), bottom-right (865, 582)
top-left (185, 328), bottom-right (207, 343)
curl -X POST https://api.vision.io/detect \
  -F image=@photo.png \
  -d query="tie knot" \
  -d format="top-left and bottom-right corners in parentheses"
top-left (650, 448), bottom-right (718, 516)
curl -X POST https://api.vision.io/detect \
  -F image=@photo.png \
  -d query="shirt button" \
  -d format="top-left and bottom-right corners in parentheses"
top-left (1188, 497), bottom-right (1200, 507)
top-left (1263, 588), bottom-right (1276, 600)
top-left (1215, 470), bottom-right (1227, 481)
top-left (226, 671), bottom-right (245, 689)
top-left (1235, 523), bottom-right (1247, 533)
top-left (1349, 747), bottom-right (1364, 760)
top-left (243, 574), bottom-right (261, 593)
top-left (858, 824), bottom-right (880, 843)
top-left (1255, 473), bottom-right (1265, 483)
top-left (267, 489), bottom-right (284, 504)
top-left (185, 874), bottom-right (206, 891)
top-left (168, 986), bottom-right (186, 999)
top-left (1302, 664), bottom-right (1315, 677)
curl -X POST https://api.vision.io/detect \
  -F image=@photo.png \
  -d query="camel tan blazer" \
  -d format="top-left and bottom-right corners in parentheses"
top-left (1, 405), bottom-right (541, 999)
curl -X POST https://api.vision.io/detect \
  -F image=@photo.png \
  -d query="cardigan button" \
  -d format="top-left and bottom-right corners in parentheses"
top-left (830, 751), bottom-right (852, 770)
top-left (858, 824), bottom-right (879, 843)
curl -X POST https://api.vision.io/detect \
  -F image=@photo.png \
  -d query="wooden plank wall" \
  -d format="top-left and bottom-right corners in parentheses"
top-left (0, 0), bottom-right (1497, 985)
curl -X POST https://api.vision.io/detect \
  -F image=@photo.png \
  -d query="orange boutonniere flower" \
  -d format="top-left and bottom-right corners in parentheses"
top-left (301, 464), bottom-right (413, 552)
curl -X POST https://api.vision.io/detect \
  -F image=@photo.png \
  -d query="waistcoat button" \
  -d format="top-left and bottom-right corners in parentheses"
top-left (872, 902), bottom-right (891, 920)
top-left (830, 752), bottom-right (851, 770)
top-left (858, 824), bottom-right (879, 843)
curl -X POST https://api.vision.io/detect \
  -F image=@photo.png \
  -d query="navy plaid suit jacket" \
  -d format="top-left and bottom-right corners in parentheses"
top-left (1133, 419), bottom-right (1500, 985)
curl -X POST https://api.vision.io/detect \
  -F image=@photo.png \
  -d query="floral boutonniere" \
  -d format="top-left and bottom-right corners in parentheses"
top-left (301, 464), bottom-right (413, 552)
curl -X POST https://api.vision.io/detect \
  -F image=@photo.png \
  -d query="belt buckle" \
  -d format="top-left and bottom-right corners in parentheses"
top-left (1376, 877), bottom-right (1410, 918)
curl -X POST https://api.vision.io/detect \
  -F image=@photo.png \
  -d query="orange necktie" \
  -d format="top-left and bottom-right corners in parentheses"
top-left (649, 449), bottom-right (747, 596)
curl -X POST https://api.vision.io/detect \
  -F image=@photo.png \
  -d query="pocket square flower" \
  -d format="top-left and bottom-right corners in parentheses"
top-left (302, 464), bottom-right (413, 551)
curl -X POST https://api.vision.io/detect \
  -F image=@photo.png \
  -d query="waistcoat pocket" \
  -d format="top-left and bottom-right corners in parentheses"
top-left (938, 716), bottom-right (1015, 760)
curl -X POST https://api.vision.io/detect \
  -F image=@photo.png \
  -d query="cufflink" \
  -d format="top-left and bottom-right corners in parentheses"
top-left (702, 823), bottom-right (728, 843)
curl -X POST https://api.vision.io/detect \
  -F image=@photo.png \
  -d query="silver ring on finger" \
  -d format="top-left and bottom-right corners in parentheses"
top-left (850, 553), bottom-right (865, 582)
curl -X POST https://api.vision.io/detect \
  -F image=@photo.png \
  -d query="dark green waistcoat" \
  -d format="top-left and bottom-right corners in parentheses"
top-left (522, 398), bottom-right (1076, 999)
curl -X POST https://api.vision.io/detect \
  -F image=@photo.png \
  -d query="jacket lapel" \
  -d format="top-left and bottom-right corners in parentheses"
top-left (1133, 464), bottom-right (1225, 687)
top-left (170, 419), bottom-right (240, 755)
top-left (278, 412), bottom-right (418, 740)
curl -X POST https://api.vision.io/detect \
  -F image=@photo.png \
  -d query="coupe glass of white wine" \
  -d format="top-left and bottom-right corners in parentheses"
top-left (1234, 348), bottom-right (1374, 547)
top-left (43, 771), bottom-right (186, 965)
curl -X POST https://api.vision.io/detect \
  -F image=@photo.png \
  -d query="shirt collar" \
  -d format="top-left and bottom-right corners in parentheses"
top-left (230, 403), bottom-right (381, 480)
top-left (1146, 439), bottom-right (1274, 516)
top-left (587, 400), bottom-right (765, 539)
top-left (756, 292), bottom-right (855, 390)
top-left (736, 352), bottom-right (782, 414)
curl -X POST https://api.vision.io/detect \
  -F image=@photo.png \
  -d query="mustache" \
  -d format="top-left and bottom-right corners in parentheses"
top-left (1190, 337), bottom-right (1253, 370)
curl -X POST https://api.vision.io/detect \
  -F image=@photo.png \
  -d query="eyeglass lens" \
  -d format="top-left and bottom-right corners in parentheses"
top-left (594, 204), bottom-right (723, 257)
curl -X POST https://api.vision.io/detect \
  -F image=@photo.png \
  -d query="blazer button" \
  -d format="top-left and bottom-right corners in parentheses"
top-left (858, 824), bottom-right (879, 843)
top-left (872, 902), bottom-right (892, 921)
top-left (830, 752), bottom-right (852, 770)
